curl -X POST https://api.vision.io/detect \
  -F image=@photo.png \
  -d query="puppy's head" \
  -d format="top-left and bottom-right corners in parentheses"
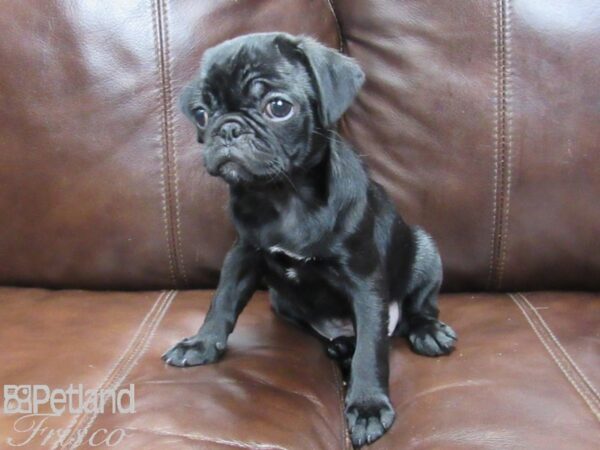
top-left (181, 32), bottom-right (364, 185)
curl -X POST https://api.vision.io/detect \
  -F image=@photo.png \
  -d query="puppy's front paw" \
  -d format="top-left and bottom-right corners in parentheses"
top-left (345, 394), bottom-right (395, 448)
top-left (162, 335), bottom-right (226, 367)
top-left (408, 319), bottom-right (457, 357)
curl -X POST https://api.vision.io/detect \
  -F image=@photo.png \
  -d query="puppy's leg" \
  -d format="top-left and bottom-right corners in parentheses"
top-left (162, 242), bottom-right (262, 367)
top-left (345, 284), bottom-right (395, 448)
top-left (403, 282), bottom-right (456, 356)
top-left (401, 229), bottom-right (457, 356)
top-left (270, 287), bottom-right (356, 373)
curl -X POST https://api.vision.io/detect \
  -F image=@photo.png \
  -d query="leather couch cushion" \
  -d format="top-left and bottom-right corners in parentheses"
top-left (373, 292), bottom-right (600, 449)
top-left (1, 288), bottom-right (598, 449)
top-left (0, 288), bottom-right (346, 449)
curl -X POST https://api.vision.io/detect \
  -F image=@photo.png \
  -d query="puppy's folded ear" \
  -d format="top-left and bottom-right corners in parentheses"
top-left (179, 84), bottom-right (194, 120)
top-left (297, 37), bottom-right (365, 128)
top-left (179, 84), bottom-right (204, 143)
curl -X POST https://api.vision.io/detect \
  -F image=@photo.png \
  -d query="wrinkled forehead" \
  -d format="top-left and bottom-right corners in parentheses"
top-left (199, 35), bottom-right (312, 98)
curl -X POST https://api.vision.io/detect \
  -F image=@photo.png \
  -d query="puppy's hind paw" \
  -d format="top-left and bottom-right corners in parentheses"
top-left (408, 319), bottom-right (457, 357)
top-left (325, 335), bottom-right (356, 361)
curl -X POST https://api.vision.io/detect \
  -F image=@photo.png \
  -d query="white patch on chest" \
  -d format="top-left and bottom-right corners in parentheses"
top-left (269, 245), bottom-right (316, 262)
top-left (285, 268), bottom-right (299, 281)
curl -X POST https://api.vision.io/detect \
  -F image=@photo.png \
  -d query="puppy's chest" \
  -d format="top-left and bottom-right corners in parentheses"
top-left (262, 246), bottom-right (322, 284)
top-left (235, 196), bottom-right (327, 257)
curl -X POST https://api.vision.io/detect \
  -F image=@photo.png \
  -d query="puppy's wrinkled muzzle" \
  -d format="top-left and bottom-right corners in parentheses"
top-left (204, 145), bottom-right (253, 184)
top-left (218, 121), bottom-right (243, 144)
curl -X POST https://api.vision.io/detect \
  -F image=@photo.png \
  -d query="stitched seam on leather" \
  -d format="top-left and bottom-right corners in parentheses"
top-left (325, 0), bottom-right (344, 53)
top-left (51, 290), bottom-right (168, 449)
top-left (122, 426), bottom-right (289, 449)
top-left (517, 293), bottom-right (600, 400)
top-left (326, 0), bottom-right (355, 147)
top-left (67, 290), bottom-right (178, 449)
top-left (487, 0), bottom-right (501, 289)
top-left (496, 0), bottom-right (513, 289)
top-left (69, 290), bottom-right (177, 449)
top-left (49, 291), bottom-right (168, 450)
top-left (153, 0), bottom-right (179, 287)
top-left (510, 293), bottom-right (600, 422)
top-left (330, 359), bottom-right (351, 450)
top-left (161, 0), bottom-right (188, 287)
top-left (52, 290), bottom-right (177, 449)
top-left (488, 0), bottom-right (513, 290)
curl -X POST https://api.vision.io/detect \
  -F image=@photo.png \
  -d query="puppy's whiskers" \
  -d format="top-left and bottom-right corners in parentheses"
top-left (264, 160), bottom-right (282, 184)
top-left (311, 129), bottom-right (368, 160)
top-left (278, 168), bottom-right (298, 194)
top-left (261, 158), bottom-right (297, 193)
top-left (311, 128), bottom-right (343, 141)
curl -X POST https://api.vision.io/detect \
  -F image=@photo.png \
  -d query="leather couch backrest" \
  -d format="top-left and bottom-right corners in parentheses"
top-left (0, 0), bottom-right (598, 291)
top-left (334, 0), bottom-right (600, 291)
top-left (0, 0), bottom-right (338, 289)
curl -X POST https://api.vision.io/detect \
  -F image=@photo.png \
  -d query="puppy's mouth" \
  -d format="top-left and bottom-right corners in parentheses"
top-left (215, 160), bottom-right (250, 184)
top-left (215, 159), bottom-right (284, 185)
top-left (204, 143), bottom-right (287, 186)
top-left (204, 144), bottom-right (247, 181)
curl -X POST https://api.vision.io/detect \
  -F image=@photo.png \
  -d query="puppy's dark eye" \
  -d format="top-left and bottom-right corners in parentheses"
top-left (265, 98), bottom-right (293, 121)
top-left (193, 107), bottom-right (208, 128)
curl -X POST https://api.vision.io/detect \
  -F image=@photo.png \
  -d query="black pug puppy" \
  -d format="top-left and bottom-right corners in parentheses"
top-left (163, 32), bottom-right (457, 447)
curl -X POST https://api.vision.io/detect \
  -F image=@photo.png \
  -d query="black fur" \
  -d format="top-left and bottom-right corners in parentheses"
top-left (163, 33), bottom-right (457, 448)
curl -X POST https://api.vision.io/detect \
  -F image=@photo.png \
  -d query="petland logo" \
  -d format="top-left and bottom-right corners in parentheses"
top-left (3, 384), bottom-right (134, 448)
top-left (3, 384), bottom-right (135, 415)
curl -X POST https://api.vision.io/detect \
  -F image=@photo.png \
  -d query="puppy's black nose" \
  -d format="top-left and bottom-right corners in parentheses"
top-left (218, 121), bottom-right (243, 143)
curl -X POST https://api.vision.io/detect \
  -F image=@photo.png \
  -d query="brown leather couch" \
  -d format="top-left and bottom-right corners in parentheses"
top-left (1, 1), bottom-right (598, 449)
